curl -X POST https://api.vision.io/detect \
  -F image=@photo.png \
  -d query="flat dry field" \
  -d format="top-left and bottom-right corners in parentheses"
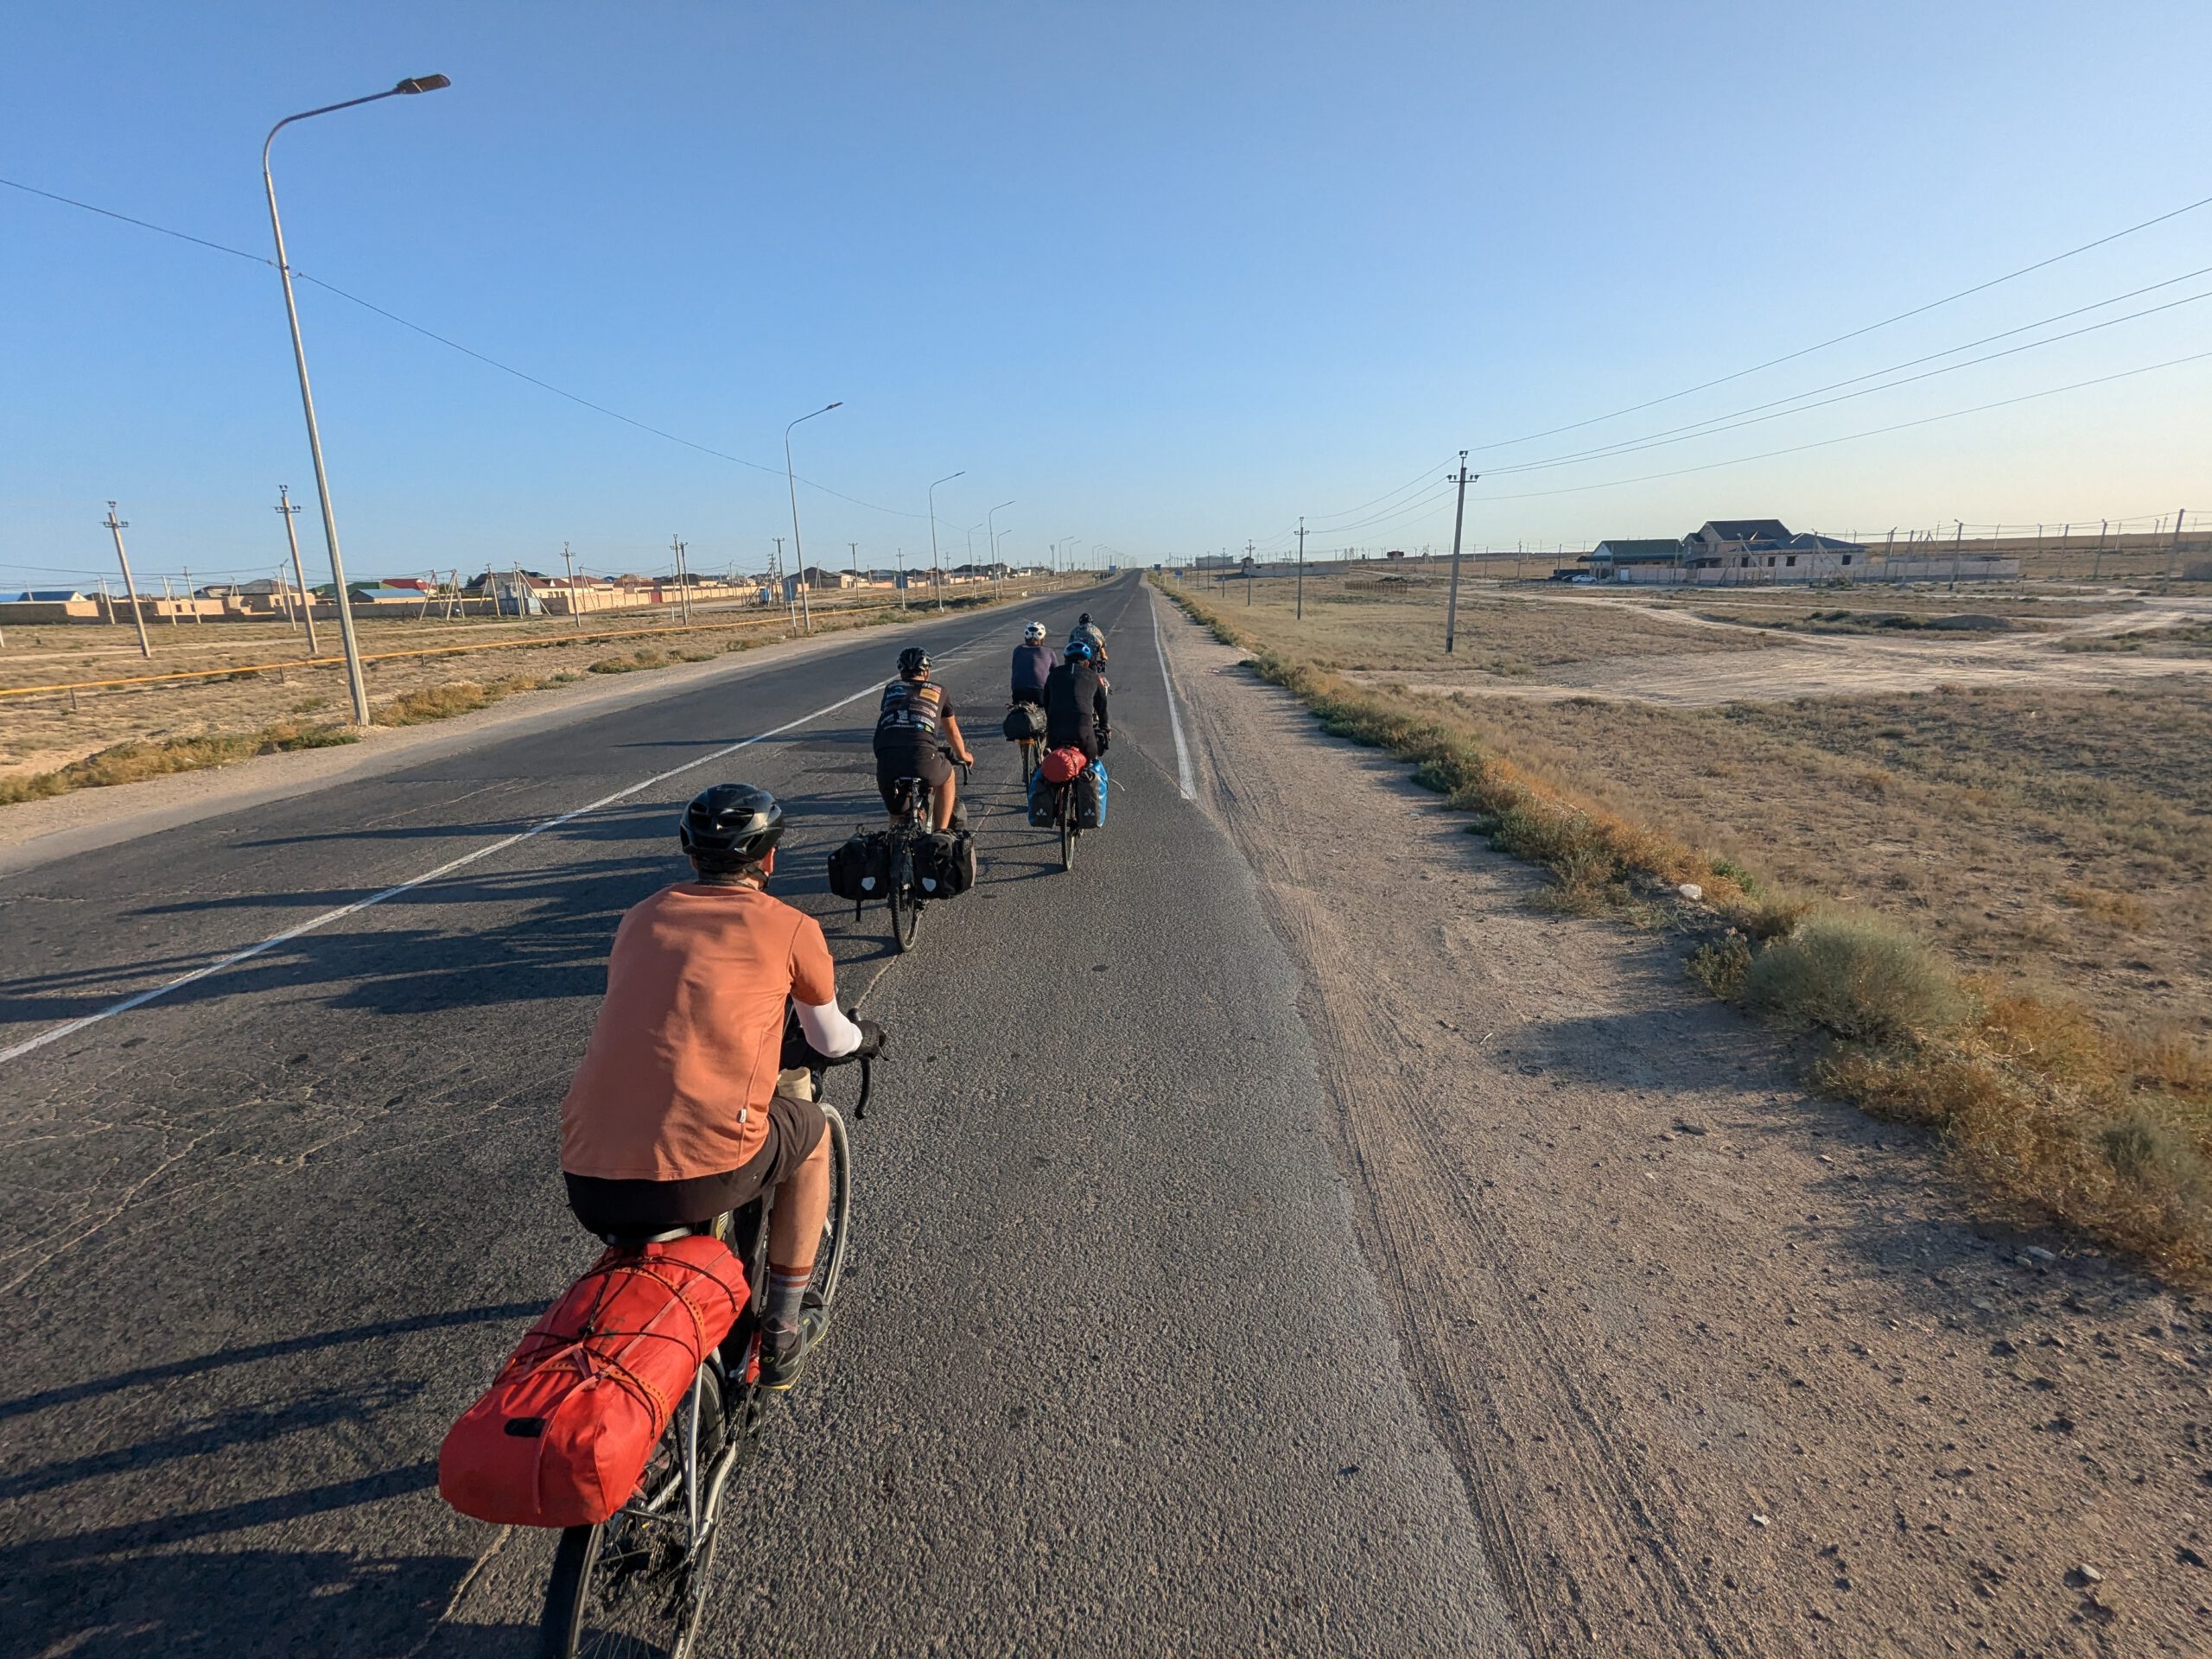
top-left (1164, 575), bottom-right (2212, 1043)
top-left (0, 586), bottom-right (1073, 784)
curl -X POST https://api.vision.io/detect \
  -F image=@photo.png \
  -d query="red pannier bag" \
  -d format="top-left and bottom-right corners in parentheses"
top-left (1039, 745), bottom-right (1088, 785)
top-left (438, 1234), bottom-right (747, 1528)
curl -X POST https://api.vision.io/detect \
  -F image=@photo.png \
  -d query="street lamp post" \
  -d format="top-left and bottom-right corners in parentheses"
top-left (927, 470), bottom-right (964, 617)
top-left (784, 401), bottom-right (842, 634)
top-left (264, 73), bottom-right (449, 725)
top-left (987, 501), bottom-right (1014, 601)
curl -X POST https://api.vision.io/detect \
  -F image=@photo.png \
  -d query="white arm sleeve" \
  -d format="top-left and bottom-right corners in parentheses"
top-left (796, 997), bottom-right (863, 1059)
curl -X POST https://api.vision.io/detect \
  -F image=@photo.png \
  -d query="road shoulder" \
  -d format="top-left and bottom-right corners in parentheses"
top-left (1156, 595), bottom-right (2210, 1656)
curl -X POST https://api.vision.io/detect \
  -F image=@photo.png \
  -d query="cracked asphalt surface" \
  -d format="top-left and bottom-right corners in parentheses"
top-left (0, 574), bottom-right (1517, 1657)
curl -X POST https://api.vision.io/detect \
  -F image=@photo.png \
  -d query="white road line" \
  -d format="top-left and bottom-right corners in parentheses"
top-left (0, 678), bottom-right (892, 1068)
top-left (1147, 586), bottom-right (1198, 800)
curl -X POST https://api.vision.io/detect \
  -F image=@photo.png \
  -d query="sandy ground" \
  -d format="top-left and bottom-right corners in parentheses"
top-left (1154, 592), bottom-right (2212, 1656)
top-left (1362, 595), bottom-right (2212, 707)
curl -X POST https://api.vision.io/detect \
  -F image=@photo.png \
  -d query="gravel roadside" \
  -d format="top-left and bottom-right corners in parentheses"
top-left (1154, 590), bottom-right (2212, 1656)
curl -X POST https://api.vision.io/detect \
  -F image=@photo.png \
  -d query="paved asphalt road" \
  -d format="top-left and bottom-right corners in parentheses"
top-left (0, 575), bottom-right (1517, 1657)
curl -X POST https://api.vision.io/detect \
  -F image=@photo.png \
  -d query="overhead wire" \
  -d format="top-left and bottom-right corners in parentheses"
top-left (1480, 283), bottom-right (2212, 475)
top-left (1481, 264), bottom-right (2212, 474)
top-left (1476, 346), bottom-right (2212, 502)
top-left (1465, 188), bottom-right (2212, 454)
top-left (0, 175), bottom-right (933, 522)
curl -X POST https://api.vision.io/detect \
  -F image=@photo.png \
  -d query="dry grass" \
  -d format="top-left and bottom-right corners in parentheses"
top-left (1161, 575), bottom-right (2212, 1277)
top-left (0, 719), bottom-right (357, 804)
top-left (0, 579), bottom-right (1090, 785)
top-left (370, 678), bottom-right (538, 727)
top-left (2061, 620), bottom-right (2212, 655)
top-left (1745, 913), bottom-right (1970, 1044)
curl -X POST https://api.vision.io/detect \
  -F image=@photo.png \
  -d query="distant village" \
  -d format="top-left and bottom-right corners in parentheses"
top-left (1188, 518), bottom-right (2024, 587)
top-left (1573, 518), bottom-right (2018, 584)
top-left (3, 560), bottom-right (1051, 626)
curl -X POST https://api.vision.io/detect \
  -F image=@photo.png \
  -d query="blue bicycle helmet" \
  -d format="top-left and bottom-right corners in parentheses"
top-left (1065, 638), bottom-right (1095, 662)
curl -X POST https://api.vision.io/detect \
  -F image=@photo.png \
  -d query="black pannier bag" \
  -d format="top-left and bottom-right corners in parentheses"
top-left (1026, 770), bottom-right (1056, 827)
top-left (1001, 702), bottom-right (1046, 741)
top-left (827, 831), bottom-right (893, 902)
top-left (914, 830), bottom-right (976, 898)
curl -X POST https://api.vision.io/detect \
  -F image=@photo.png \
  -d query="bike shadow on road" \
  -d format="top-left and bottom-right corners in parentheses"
top-left (8, 1536), bottom-right (538, 1659)
top-left (0, 1303), bottom-right (556, 1659)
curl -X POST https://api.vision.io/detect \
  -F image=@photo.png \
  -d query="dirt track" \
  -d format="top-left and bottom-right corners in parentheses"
top-left (1367, 594), bottom-right (2212, 707)
top-left (1156, 593), bottom-right (2212, 1655)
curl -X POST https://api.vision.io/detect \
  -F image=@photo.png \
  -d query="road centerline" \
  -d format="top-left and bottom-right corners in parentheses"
top-left (0, 654), bottom-right (958, 1067)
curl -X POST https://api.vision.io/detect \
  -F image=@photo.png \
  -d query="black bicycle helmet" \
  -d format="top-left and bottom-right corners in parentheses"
top-left (678, 784), bottom-right (785, 862)
top-left (1077, 612), bottom-right (1092, 625)
top-left (897, 646), bottom-right (931, 677)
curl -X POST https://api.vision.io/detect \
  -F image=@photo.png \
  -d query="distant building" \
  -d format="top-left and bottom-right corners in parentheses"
top-left (1683, 518), bottom-right (1794, 563)
top-left (1583, 538), bottom-right (1684, 577)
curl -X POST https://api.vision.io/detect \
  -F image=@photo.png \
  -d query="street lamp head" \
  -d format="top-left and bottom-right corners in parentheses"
top-left (824, 401), bottom-right (843, 411)
top-left (395, 74), bottom-right (451, 94)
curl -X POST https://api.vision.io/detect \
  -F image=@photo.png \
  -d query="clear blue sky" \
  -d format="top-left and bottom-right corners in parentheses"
top-left (3, 0), bottom-right (2209, 588)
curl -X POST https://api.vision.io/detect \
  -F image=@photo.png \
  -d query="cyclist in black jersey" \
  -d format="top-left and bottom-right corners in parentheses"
top-left (872, 646), bottom-right (975, 831)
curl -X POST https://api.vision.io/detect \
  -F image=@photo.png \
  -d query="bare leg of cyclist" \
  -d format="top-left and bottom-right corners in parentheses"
top-left (766, 1132), bottom-right (830, 1278)
top-left (759, 1131), bottom-right (832, 1389)
top-left (933, 772), bottom-right (957, 832)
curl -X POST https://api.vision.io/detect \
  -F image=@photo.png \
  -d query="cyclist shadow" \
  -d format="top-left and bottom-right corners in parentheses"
top-left (10, 1545), bottom-right (543, 1658)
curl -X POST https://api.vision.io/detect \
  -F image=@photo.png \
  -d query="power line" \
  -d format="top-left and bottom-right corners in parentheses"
top-left (0, 174), bottom-right (933, 522)
top-left (1483, 282), bottom-right (2212, 476)
top-left (1477, 346), bottom-right (2212, 502)
top-left (1465, 188), bottom-right (2212, 454)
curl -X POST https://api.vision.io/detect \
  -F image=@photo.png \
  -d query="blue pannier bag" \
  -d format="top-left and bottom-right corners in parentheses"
top-left (1078, 760), bottom-right (1108, 829)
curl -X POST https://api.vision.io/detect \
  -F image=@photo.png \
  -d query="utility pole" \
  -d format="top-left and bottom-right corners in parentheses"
top-left (1295, 518), bottom-right (1306, 620)
top-left (1246, 539), bottom-right (1255, 606)
top-left (772, 537), bottom-right (796, 628)
top-left (2094, 519), bottom-right (2108, 581)
top-left (103, 503), bottom-right (153, 659)
top-left (275, 485), bottom-right (319, 652)
top-left (896, 549), bottom-right (906, 610)
top-left (182, 566), bottom-right (199, 624)
top-left (162, 575), bottom-right (180, 627)
top-left (562, 541), bottom-right (583, 635)
top-left (671, 534), bottom-right (690, 623)
top-left (2167, 507), bottom-right (2188, 593)
top-left (1443, 452), bottom-right (1475, 654)
top-left (849, 541), bottom-right (860, 595)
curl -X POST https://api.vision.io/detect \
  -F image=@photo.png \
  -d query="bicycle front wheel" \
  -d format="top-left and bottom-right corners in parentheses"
top-left (1058, 808), bottom-right (1075, 871)
top-left (542, 1368), bottom-right (727, 1659)
top-left (812, 1103), bottom-right (854, 1310)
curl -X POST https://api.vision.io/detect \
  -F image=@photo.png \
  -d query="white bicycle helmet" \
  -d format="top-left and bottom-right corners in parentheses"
top-left (1022, 620), bottom-right (1047, 641)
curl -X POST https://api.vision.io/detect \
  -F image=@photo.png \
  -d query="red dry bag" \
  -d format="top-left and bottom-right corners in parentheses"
top-left (438, 1234), bottom-right (747, 1529)
top-left (1039, 745), bottom-right (1088, 785)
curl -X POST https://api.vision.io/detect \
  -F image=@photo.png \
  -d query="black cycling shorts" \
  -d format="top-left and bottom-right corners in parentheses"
top-left (564, 1088), bottom-right (826, 1237)
top-left (875, 742), bottom-right (951, 812)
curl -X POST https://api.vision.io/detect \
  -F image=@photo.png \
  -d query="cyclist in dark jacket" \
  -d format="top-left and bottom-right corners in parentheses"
top-left (1044, 639), bottom-right (1110, 760)
top-left (1010, 621), bottom-right (1058, 707)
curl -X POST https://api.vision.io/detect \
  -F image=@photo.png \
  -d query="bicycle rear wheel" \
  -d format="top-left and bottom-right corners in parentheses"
top-left (888, 847), bottom-right (920, 952)
top-left (542, 1369), bottom-right (728, 1659)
